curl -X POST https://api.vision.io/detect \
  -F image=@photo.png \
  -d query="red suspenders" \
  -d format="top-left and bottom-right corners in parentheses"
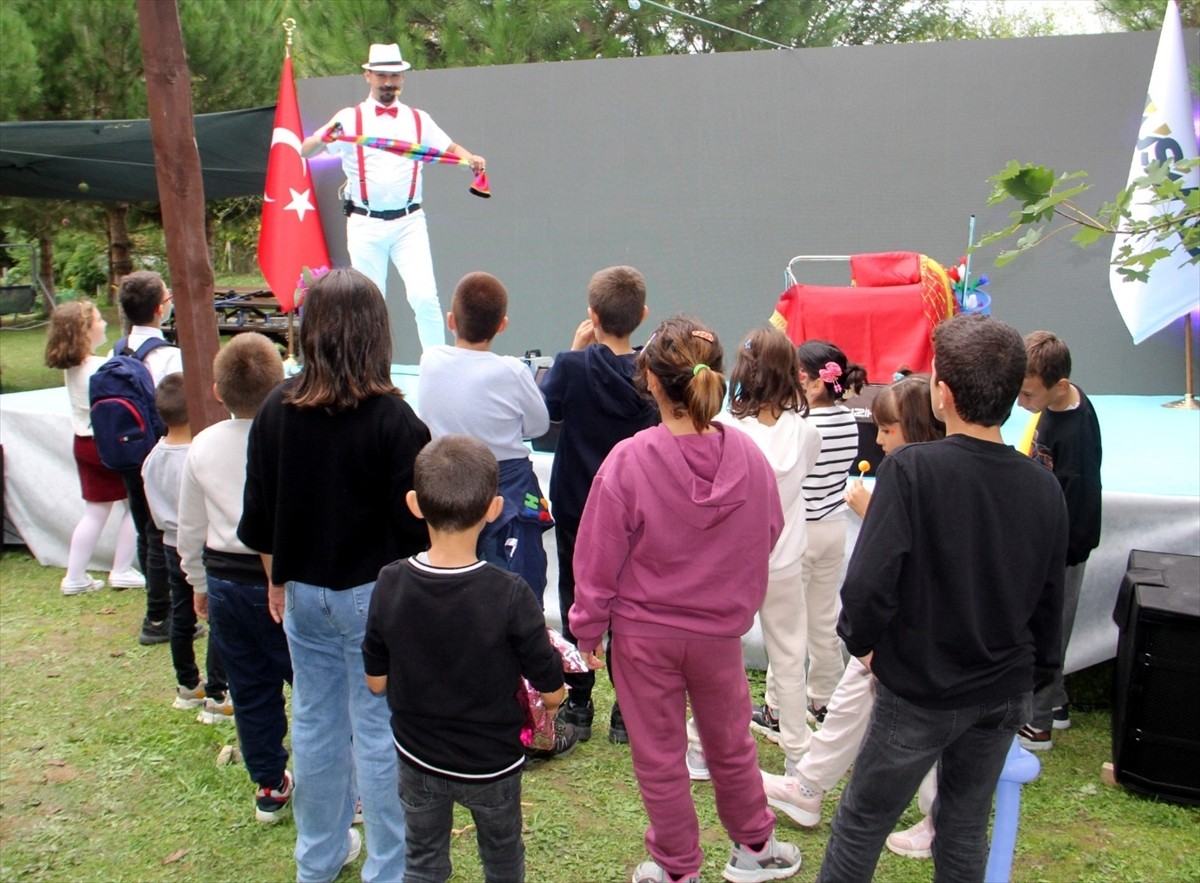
top-left (353, 105), bottom-right (422, 209)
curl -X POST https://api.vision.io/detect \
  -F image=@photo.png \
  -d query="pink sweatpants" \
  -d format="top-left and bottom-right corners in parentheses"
top-left (613, 632), bottom-right (776, 878)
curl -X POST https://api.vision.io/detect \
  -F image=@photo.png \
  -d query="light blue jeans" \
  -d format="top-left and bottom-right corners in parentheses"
top-left (284, 581), bottom-right (406, 883)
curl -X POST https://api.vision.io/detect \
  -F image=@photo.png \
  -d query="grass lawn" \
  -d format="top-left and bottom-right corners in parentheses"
top-left (1, 549), bottom-right (1197, 882)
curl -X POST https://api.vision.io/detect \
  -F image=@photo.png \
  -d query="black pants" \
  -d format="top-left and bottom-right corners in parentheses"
top-left (555, 516), bottom-right (614, 699)
top-left (164, 543), bottom-right (227, 696)
top-left (121, 471), bottom-right (171, 623)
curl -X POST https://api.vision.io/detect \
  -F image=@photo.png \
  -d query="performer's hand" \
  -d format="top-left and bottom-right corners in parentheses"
top-left (571, 319), bottom-right (596, 351)
top-left (468, 153), bottom-right (486, 175)
top-left (321, 122), bottom-right (342, 143)
top-left (268, 583), bottom-right (286, 624)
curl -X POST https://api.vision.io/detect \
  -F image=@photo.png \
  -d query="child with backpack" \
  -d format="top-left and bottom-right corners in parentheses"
top-left (92, 270), bottom-right (182, 645)
top-left (44, 300), bottom-right (140, 595)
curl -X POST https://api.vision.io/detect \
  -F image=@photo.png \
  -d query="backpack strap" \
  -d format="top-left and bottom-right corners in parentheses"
top-left (129, 336), bottom-right (170, 361)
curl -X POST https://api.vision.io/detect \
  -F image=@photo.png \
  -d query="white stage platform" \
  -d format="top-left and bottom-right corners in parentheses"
top-left (3, 371), bottom-right (1197, 673)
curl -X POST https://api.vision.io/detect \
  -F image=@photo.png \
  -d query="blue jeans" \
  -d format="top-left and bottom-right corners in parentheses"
top-left (206, 576), bottom-right (291, 789)
top-left (285, 581), bottom-right (406, 883)
top-left (817, 682), bottom-right (1031, 883)
top-left (399, 762), bottom-right (524, 883)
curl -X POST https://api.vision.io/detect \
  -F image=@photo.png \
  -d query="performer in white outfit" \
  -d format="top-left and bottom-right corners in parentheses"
top-left (302, 43), bottom-right (486, 353)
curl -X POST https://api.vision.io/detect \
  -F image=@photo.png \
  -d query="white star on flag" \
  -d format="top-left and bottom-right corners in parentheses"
top-left (284, 187), bottom-right (315, 222)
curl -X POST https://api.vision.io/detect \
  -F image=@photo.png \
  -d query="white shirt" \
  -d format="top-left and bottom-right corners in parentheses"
top-left (325, 100), bottom-right (453, 210)
top-left (120, 325), bottom-right (183, 385)
top-left (64, 355), bottom-right (107, 436)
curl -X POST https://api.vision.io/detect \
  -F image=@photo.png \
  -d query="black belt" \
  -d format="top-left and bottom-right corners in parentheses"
top-left (349, 203), bottom-right (421, 221)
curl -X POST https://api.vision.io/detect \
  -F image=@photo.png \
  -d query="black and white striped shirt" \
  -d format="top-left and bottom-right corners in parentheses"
top-left (802, 405), bottom-right (858, 521)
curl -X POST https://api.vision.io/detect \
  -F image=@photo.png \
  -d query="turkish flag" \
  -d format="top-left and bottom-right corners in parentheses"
top-left (257, 55), bottom-right (330, 313)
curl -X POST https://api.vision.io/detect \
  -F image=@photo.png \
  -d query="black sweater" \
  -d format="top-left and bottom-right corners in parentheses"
top-left (838, 435), bottom-right (1068, 709)
top-left (362, 557), bottom-right (564, 780)
top-left (238, 381), bottom-right (431, 589)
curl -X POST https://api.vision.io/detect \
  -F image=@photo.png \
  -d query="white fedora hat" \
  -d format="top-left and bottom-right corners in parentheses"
top-left (362, 43), bottom-right (411, 73)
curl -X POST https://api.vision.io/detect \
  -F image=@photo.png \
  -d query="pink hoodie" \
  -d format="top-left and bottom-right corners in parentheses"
top-left (570, 423), bottom-right (784, 648)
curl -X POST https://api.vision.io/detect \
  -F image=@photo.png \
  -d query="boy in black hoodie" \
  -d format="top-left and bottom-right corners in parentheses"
top-left (539, 266), bottom-right (658, 743)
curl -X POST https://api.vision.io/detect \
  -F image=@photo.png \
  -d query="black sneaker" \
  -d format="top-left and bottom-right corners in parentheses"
top-left (750, 703), bottom-right (781, 743)
top-left (557, 697), bottom-right (594, 741)
top-left (138, 618), bottom-right (170, 645)
top-left (807, 701), bottom-right (829, 725)
top-left (609, 702), bottom-right (629, 744)
top-left (1052, 703), bottom-right (1072, 730)
top-left (525, 719), bottom-right (579, 765)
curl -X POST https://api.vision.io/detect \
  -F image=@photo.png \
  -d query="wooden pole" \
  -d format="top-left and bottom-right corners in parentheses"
top-left (135, 0), bottom-right (225, 431)
top-left (1164, 313), bottom-right (1199, 409)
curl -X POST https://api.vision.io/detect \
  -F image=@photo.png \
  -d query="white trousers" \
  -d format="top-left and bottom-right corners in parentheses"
top-left (346, 210), bottom-right (445, 353)
top-left (758, 568), bottom-right (816, 763)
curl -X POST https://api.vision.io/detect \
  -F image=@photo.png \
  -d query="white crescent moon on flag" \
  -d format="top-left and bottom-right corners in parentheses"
top-left (266, 127), bottom-right (308, 202)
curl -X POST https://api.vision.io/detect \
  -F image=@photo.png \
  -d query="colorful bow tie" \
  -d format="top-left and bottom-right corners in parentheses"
top-left (375, 105), bottom-right (398, 118)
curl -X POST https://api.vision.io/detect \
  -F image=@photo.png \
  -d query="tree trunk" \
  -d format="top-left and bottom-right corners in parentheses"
top-left (37, 232), bottom-right (55, 310)
top-left (136, 0), bottom-right (225, 432)
top-left (107, 202), bottom-right (132, 307)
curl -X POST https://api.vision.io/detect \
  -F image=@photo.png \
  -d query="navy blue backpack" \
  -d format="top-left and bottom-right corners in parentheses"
top-left (88, 336), bottom-right (169, 473)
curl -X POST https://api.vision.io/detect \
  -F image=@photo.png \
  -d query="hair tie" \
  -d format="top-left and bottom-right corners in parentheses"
top-left (690, 329), bottom-right (715, 342)
top-left (818, 361), bottom-right (843, 394)
top-left (692, 363), bottom-right (710, 376)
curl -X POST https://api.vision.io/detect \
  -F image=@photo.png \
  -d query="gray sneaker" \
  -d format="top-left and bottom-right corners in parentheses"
top-left (722, 835), bottom-right (802, 882)
top-left (632, 860), bottom-right (699, 883)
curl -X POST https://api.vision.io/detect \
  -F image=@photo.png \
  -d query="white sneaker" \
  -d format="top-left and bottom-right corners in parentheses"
top-left (173, 681), bottom-right (207, 709)
top-left (61, 574), bottom-right (104, 595)
top-left (108, 569), bottom-right (146, 590)
top-left (342, 828), bottom-right (362, 867)
top-left (686, 745), bottom-right (710, 781)
top-left (760, 770), bottom-right (823, 828)
top-left (885, 815), bottom-right (934, 859)
top-left (722, 834), bottom-right (802, 882)
top-left (197, 695), bottom-right (234, 724)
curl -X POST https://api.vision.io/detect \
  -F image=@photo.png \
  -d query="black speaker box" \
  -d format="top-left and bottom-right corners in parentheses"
top-left (842, 383), bottom-right (886, 473)
top-left (1111, 549), bottom-right (1200, 806)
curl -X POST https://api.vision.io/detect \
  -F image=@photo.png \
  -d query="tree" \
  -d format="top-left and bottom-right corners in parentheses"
top-left (1096, 0), bottom-right (1200, 30)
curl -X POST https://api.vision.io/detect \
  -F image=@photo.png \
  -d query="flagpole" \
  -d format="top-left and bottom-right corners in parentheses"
top-left (1163, 313), bottom-right (1199, 409)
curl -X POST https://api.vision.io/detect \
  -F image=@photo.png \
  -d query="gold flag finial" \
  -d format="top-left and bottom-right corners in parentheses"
top-left (283, 18), bottom-right (297, 56)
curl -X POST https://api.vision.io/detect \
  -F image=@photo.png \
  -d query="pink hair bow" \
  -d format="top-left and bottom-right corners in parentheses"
top-left (819, 361), bottom-right (843, 394)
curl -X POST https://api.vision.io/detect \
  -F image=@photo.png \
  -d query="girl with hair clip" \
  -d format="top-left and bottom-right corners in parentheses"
top-left (44, 300), bottom-right (140, 595)
top-left (685, 326), bottom-right (822, 783)
top-left (752, 341), bottom-right (866, 740)
top-left (570, 316), bottom-right (802, 883)
top-left (239, 268), bottom-right (431, 882)
top-left (761, 372), bottom-right (946, 857)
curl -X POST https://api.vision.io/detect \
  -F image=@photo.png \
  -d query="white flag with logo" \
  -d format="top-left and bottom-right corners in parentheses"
top-left (1109, 0), bottom-right (1200, 344)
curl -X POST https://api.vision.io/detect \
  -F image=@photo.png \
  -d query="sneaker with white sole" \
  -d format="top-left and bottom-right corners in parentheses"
top-left (172, 681), bottom-right (207, 709)
top-left (686, 745), bottom-right (710, 781)
top-left (197, 695), bottom-right (235, 725)
top-left (525, 719), bottom-right (579, 765)
top-left (255, 770), bottom-right (293, 823)
top-left (1052, 704), bottom-right (1072, 730)
top-left (108, 569), bottom-right (146, 590)
top-left (749, 704), bottom-right (781, 744)
top-left (885, 814), bottom-right (934, 859)
top-left (760, 770), bottom-right (823, 828)
top-left (631, 860), bottom-right (700, 883)
top-left (1017, 723), bottom-right (1052, 751)
top-left (342, 828), bottom-right (362, 867)
top-left (61, 574), bottom-right (104, 595)
top-left (806, 702), bottom-right (828, 726)
top-left (722, 835), bottom-right (802, 882)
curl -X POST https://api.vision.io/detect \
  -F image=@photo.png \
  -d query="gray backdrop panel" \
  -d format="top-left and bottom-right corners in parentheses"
top-left (298, 31), bottom-right (1199, 395)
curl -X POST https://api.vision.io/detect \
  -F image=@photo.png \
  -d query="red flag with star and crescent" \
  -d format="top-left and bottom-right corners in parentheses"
top-left (257, 55), bottom-right (330, 313)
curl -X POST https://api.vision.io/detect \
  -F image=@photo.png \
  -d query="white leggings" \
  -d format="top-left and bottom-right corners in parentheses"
top-left (66, 501), bottom-right (136, 582)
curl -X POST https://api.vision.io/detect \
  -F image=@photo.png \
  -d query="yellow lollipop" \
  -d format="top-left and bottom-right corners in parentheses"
top-left (857, 459), bottom-right (871, 480)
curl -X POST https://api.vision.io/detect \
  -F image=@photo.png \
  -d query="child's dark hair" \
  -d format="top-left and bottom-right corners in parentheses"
top-left (1023, 330), bottom-right (1071, 388)
top-left (587, 266), bottom-right (646, 339)
top-left (451, 271), bottom-right (507, 344)
top-left (796, 340), bottom-right (867, 402)
top-left (118, 270), bottom-right (167, 326)
top-left (932, 314), bottom-right (1027, 427)
top-left (635, 315), bottom-right (725, 433)
top-left (729, 325), bottom-right (808, 420)
top-left (45, 300), bottom-right (97, 370)
top-left (155, 372), bottom-right (189, 428)
top-left (214, 332), bottom-right (283, 417)
top-left (872, 373), bottom-right (944, 444)
top-left (413, 435), bottom-right (499, 532)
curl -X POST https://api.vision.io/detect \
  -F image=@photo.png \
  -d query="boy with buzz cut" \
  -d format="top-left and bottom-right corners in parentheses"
top-left (141, 373), bottom-right (231, 724)
top-left (177, 333), bottom-right (295, 823)
top-left (538, 265), bottom-right (658, 744)
top-left (1016, 330), bottom-right (1102, 751)
top-left (117, 270), bottom-right (183, 646)
top-left (363, 434), bottom-right (567, 883)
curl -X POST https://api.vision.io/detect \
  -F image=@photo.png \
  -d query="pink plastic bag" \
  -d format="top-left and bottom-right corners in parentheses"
top-left (518, 628), bottom-right (588, 749)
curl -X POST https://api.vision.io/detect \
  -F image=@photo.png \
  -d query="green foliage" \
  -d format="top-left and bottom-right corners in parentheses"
top-left (1097, 0), bottom-right (1200, 31)
top-left (0, 5), bottom-right (42, 120)
top-left (977, 159), bottom-right (1200, 283)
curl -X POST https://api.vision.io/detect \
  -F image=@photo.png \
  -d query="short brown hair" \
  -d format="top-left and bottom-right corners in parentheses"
top-left (155, 372), bottom-right (189, 428)
top-left (587, 266), bottom-right (646, 339)
top-left (1024, 330), bottom-right (1072, 388)
top-left (413, 435), bottom-right (499, 532)
top-left (932, 314), bottom-right (1026, 427)
top-left (728, 325), bottom-right (807, 420)
top-left (871, 373), bottom-right (944, 444)
top-left (635, 315), bottom-right (725, 433)
top-left (214, 333), bottom-right (283, 417)
top-left (45, 300), bottom-right (97, 370)
top-left (451, 272), bottom-right (507, 343)
top-left (118, 271), bottom-right (167, 326)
